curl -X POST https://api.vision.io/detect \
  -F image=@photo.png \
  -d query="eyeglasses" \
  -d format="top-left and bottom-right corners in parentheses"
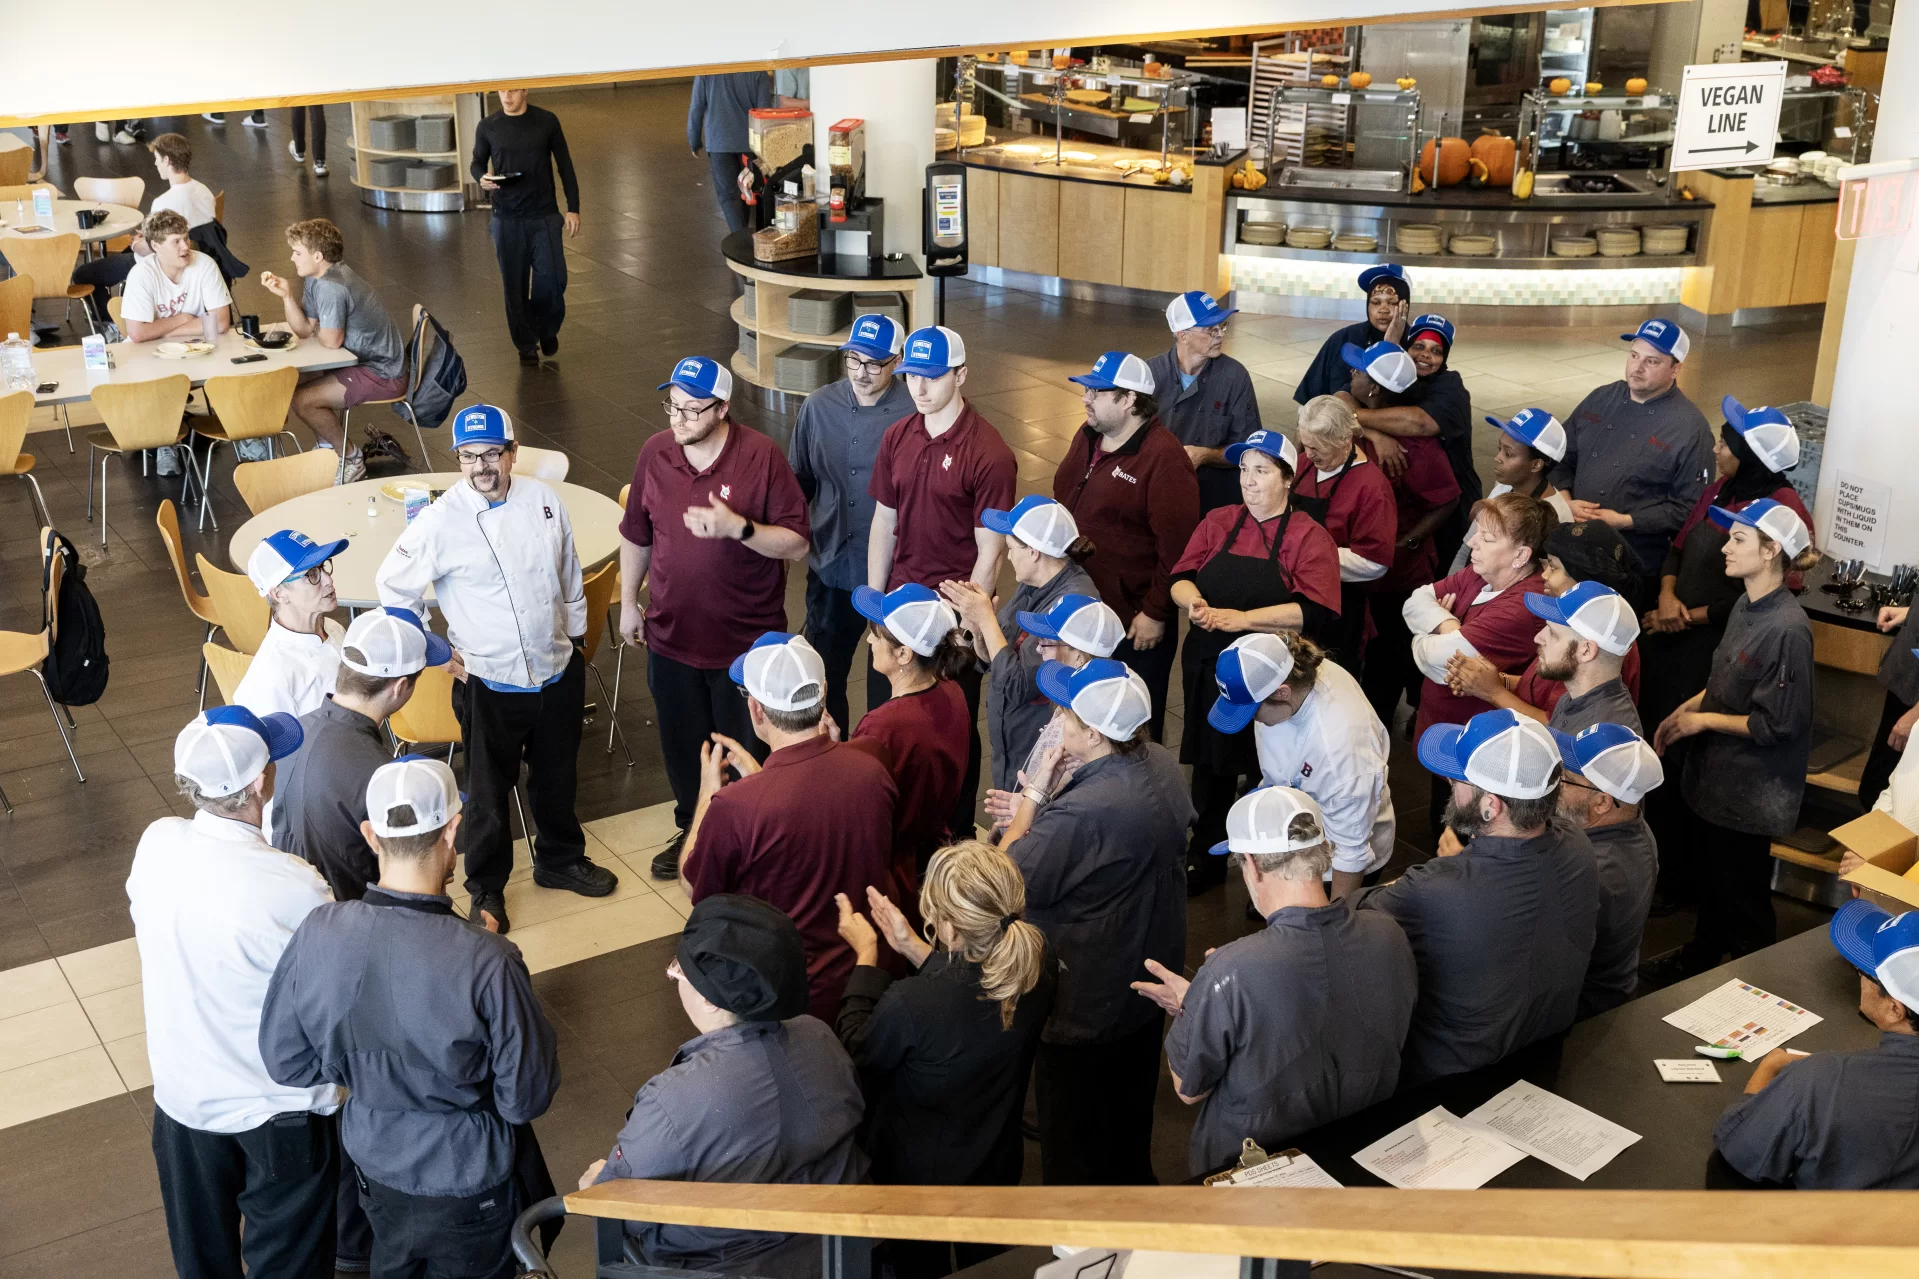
top-left (284, 559), bottom-right (333, 586)
top-left (457, 448), bottom-right (507, 466)
top-left (1186, 323), bottom-right (1227, 338)
top-left (662, 399), bottom-right (720, 422)
top-left (843, 354), bottom-right (895, 376)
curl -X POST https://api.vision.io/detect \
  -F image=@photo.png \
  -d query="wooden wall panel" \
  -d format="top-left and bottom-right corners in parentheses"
top-left (997, 172), bottom-right (1059, 277)
top-left (1122, 188), bottom-right (1199, 293)
top-left (1679, 170), bottom-right (1750, 316)
top-left (1057, 181), bottom-right (1127, 286)
top-left (1791, 201), bottom-right (1838, 307)
top-left (1738, 204), bottom-right (1804, 311)
top-left (965, 166), bottom-right (999, 268)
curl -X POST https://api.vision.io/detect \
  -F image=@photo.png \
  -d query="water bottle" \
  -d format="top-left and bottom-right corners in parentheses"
top-left (201, 311), bottom-right (219, 346)
top-left (1, 333), bottom-right (34, 392)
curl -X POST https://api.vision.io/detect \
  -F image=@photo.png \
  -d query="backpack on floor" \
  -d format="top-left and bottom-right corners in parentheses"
top-left (42, 528), bottom-right (109, 706)
top-left (403, 309), bottom-right (468, 432)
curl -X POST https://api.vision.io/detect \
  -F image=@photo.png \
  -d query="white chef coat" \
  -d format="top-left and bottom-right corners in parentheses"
top-left (232, 618), bottom-right (344, 721)
top-left (375, 476), bottom-right (586, 688)
top-left (127, 810), bottom-right (343, 1133)
top-left (1252, 657), bottom-right (1396, 876)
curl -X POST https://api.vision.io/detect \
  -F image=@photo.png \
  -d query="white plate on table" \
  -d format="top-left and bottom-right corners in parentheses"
top-left (155, 342), bottom-right (217, 359)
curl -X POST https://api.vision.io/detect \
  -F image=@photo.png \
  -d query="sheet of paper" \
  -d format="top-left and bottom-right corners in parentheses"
top-left (1661, 978), bottom-right (1823, 1058)
top-left (1457, 1080), bottom-right (1642, 1181)
top-left (1217, 1150), bottom-right (1343, 1188)
top-left (1656, 1058), bottom-right (1722, 1083)
top-left (1351, 1107), bottom-right (1524, 1189)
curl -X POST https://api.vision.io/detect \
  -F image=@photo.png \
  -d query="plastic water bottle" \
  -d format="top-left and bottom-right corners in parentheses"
top-left (1, 333), bottom-right (34, 392)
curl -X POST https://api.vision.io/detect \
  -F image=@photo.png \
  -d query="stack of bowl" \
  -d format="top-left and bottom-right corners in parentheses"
top-left (1641, 225), bottom-right (1690, 255)
top-left (1333, 232), bottom-right (1378, 253)
top-left (1286, 225), bottom-right (1333, 249)
top-left (1595, 226), bottom-right (1642, 257)
top-left (1240, 220), bottom-right (1286, 246)
top-left (1448, 234), bottom-right (1497, 257)
top-left (1396, 223), bottom-right (1444, 254)
top-left (1550, 235), bottom-right (1599, 258)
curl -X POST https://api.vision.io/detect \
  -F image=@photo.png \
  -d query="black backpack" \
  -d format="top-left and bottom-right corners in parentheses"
top-left (42, 528), bottom-right (109, 706)
top-left (400, 309), bottom-right (468, 432)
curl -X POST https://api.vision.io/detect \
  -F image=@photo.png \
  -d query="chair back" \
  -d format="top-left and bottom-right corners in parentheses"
top-left (0, 272), bottom-right (31, 340)
top-left (233, 449), bottom-right (337, 515)
top-left (74, 176), bottom-right (145, 207)
top-left (4, 233), bottom-right (82, 302)
top-left (107, 296), bottom-right (124, 329)
top-left (618, 483), bottom-right (630, 507)
top-left (204, 366), bottom-right (298, 441)
top-left (43, 524), bottom-right (64, 641)
top-left (93, 375), bottom-right (191, 451)
top-left (155, 500), bottom-right (218, 626)
top-left (196, 552), bottom-right (270, 654)
top-left (214, 190), bottom-right (226, 223)
top-left (202, 642), bottom-right (253, 706)
top-left (0, 184), bottom-right (40, 204)
top-left (0, 389), bottom-right (29, 472)
top-left (580, 561), bottom-right (619, 663)
top-left (0, 146), bottom-right (30, 187)
top-left (406, 304), bottom-right (428, 394)
top-left (516, 445), bottom-right (570, 482)
top-left (389, 663), bottom-right (463, 748)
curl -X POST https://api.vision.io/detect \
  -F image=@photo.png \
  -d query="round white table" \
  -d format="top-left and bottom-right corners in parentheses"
top-left (229, 473), bottom-right (626, 609)
top-left (0, 198), bottom-right (143, 245)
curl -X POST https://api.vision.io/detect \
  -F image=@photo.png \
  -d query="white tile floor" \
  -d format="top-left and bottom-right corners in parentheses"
top-left (0, 799), bottom-right (688, 1132)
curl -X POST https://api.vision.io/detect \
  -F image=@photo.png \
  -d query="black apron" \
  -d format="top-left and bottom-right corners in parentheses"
top-left (1294, 450), bottom-right (1369, 670)
top-left (1179, 504), bottom-right (1299, 773)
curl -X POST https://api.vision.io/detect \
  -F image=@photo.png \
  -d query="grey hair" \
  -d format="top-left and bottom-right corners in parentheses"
top-left (1227, 811), bottom-right (1334, 882)
top-left (1296, 395), bottom-right (1359, 451)
top-left (175, 774), bottom-right (255, 817)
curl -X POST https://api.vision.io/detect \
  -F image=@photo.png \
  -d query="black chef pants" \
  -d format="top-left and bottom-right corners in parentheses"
top-left (1186, 758), bottom-right (1254, 883)
top-left (488, 213), bottom-right (567, 356)
top-left (1859, 690), bottom-right (1911, 812)
top-left (1360, 587), bottom-right (1419, 729)
top-left (1683, 821), bottom-right (1777, 969)
top-left (869, 652), bottom-right (983, 835)
top-left (453, 652), bottom-right (589, 898)
top-left (647, 649), bottom-right (767, 831)
top-left (338, 1140), bottom-right (375, 1269)
top-left (1035, 1018), bottom-right (1163, 1186)
top-left (152, 1106), bottom-right (338, 1279)
top-left (358, 1172), bottom-right (517, 1279)
top-left (1114, 626), bottom-right (1178, 748)
top-left (803, 569), bottom-right (872, 738)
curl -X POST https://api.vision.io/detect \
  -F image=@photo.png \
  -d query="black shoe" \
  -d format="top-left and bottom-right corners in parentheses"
top-left (1186, 857), bottom-right (1227, 898)
top-left (335, 1257), bottom-right (371, 1274)
top-left (1637, 949), bottom-right (1705, 993)
top-left (540, 335), bottom-right (559, 357)
top-left (469, 890), bottom-right (509, 935)
top-left (519, 348), bottom-right (539, 366)
top-left (651, 829), bottom-right (687, 880)
top-left (534, 855), bottom-right (619, 898)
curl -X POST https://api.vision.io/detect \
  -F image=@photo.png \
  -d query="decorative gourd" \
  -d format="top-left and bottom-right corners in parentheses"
top-left (1625, 77), bottom-right (1648, 96)
top-left (1418, 136), bottom-right (1471, 187)
top-left (1585, 81), bottom-right (1604, 95)
top-left (1470, 132), bottom-right (1517, 186)
top-left (1321, 74), bottom-right (1340, 88)
top-left (1410, 168), bottom-right (1427, 194)
top-left (1349, 72), bottom-right (1373, 90)
top-left (1396, 76), bottom-right (1417, 90)
top-left (1466, 157), bottom-right (1491, 187)
top-left (1549, 77), bottom-right (1572, 95)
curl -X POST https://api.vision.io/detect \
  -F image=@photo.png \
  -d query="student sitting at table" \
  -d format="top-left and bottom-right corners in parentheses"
top-left (75, 132), bottom-right (218, 332)
top-left (1712, 900), bottom-right (1919, 1188)
top-left (118, 210), bottom-right (231, 344)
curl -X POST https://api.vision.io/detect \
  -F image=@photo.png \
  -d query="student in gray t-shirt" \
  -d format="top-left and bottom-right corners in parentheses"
top-left (1551, 722), bottom-right (1662, 1018)
top-left (261, 218), bottom-right (409, 483)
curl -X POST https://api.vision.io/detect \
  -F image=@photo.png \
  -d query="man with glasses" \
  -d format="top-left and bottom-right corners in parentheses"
top-left (618, 358), bottom-right (810, 881)
top-left (236, 530), bottom-right (350, 721)
top-left (377, 405), bottom-right (617, 935)
top-left (787, 314), bottom-right (915, 734)
top-left (1145, 291), bottom-right (1262, 512)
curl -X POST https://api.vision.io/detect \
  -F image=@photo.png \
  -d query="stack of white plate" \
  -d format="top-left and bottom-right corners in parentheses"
top-left (1641, 226), bottom-right (1690, 255)
top-left (1550, 236), bottom-right (1599, 258)
top-left (1396, 223), bottom-right (1444, 254)
top-left (1449, 234), bottom-right (1497, 257)
top-left (1240, 220), bottom-right (1286, 246)
top-left (1595, 227), bottom-right (1642, 257)
top-left (934, 127), bottom-right (958, 152)
top-left (959, 114), bottom-right (988, 147)
top-left (1333, 233), bottom-right (1378, 253)
top-left (1286, 225), bottom-right (1333, 249)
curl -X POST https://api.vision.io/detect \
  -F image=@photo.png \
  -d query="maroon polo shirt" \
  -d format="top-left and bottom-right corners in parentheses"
top-left (1052, 418), bottom-right (1201, 625)
top-left (853, 679), bottom-right (969, 898)
top-left (868, 402), bottom-right (1017, 590)
top-left (619, 421), bottom-right (810, 670)
top-left (1292, 454), bottom-right (1397, 572)
top-left (1379, 437), bottom-right (1462, 592)
top-left (1413, 566), bottom-right (1549, 740)
top-left (684, 734), bottom-right (899, 1022)
top-left (1170, 504), bottom-right (1344, 616)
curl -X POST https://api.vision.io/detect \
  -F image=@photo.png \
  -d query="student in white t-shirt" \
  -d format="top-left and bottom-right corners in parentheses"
top-left (77, 132), bottom-right (220, 328)
top-left (119, 210), bottom-right (231, 344)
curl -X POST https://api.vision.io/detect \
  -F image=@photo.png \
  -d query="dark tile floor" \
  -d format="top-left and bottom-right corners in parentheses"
top-left (0, 82), bottom-right (1836, 1277)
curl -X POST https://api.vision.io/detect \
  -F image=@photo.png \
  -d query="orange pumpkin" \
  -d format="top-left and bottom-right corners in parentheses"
top-left (1349, 72), bottom-right (1373, 90)
top-left (1548, 77), bottom-right (1572, 96)
top-left (1418, 136), bottom-right (1471, 186)
top-left (1471, 132), bottom-right (1517, 186)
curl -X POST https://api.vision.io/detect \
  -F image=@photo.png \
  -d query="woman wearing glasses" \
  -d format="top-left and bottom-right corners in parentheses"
top-left (233, 528), bottom-right (349, 720)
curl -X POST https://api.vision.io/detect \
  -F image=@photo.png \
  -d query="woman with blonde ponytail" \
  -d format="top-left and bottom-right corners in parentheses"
top-left (834, 840), bottom-right (1055, 1279)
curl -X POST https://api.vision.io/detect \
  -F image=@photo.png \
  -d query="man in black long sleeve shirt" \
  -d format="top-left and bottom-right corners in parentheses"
top-left (471, 89), bottom-right (581, 364)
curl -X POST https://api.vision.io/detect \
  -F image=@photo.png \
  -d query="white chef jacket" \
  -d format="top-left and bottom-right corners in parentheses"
top-left (375, 476), bottom-right (586, 688)
top-left (1252, 657), bottom-right (1396, 876)
top-left (127, 810), bottom-right (343, 1133)
top-left (232, 618), bottom-right (344, 720)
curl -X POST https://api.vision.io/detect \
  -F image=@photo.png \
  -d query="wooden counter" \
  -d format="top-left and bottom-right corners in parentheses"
top-left (1680, 170), bottom-right (1838, 328)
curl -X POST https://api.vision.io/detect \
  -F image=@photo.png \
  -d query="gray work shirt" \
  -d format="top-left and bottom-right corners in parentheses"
top-left (1010, 745), bottom-right (1195, 1046)
top-left (787, 377), bottom-right (916, 591)
top-left (1877, 604), bottom-right (1919, 706)
top-left (1553, 380), bottom-right (1713, 571)
top-left (301, 261), bottom-right (405, 380)
top-left (1360, 824), bottom-right (1599, 1085)
top-left (1145, 347), bottom-right (1261, 451)
top-left (258, 887), bottom-right (559, 1197)
top-left (1681, 585), bottom-right (1814, 837)
top-left (1577, 816), bottom-right (1658, 1018)
top-left (988, 560), bottom-right (1098, 793)
top-left (1714, 1033), bottom-right (1919, 1188)
top-left (270, 697), bottom-right (388, 901)
top-left (1548, 677), bottom-right (1642, 736)
top-left (1166, 901), bottom-right (1417, 1176)
top-left (597, 1018), bottom-right (867, 1277)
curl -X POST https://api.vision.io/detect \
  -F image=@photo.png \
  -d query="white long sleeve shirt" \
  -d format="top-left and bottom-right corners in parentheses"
top-left (1252, 658), bottom-right (1396, 876)
top-left (376, 477), bottom-right (586, 689)
top-left (1403, 580), bottom-right (1517, 683)
top-left (127, 810), bottom-right (343, 1133)
top-left (232, 618), bottom-right (343, 721)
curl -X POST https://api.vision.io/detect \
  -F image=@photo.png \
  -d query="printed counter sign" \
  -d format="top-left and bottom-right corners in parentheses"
top-left (1829, 470), bottom-right (1890, 569)
top-left (1672, 61), bottom-right (1787, 172)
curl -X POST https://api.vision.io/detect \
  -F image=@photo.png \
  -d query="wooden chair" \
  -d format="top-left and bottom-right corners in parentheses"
top-left (0, 390), bottom-right (51, 530)
top-left (194, 367), bottom-right (301, 527)
top-left (1, 526), bottom-right (87, 811)
top-left (107, 296), bottom-right (123, 331)
top-left (157, 501), bottom-right (225, 708)
top-left (201, 642), bottom-right (253, 707)
top-left (580, 560), bottom-right (631, 765)
top-left (214, 190), bottom-right (225, 224)
top-left (0, 273), bottom-right (32, 341)
top-left (609, 482), bottom-right (633, 746)
top-left (2, 232), bottom-right (94, 336)
top-left (0, 184), bottom-right (37, 203)
top-left (515, 445), bottom-right (570, 482)
top-left (389, 663), bottom-right (530, 836)
top-left (341, 303), bottom-right (429, 475)
top-left (0, 146), bottom-right (30, 187)
top-left (196, 552), bottom-right (269, 654)
top-left (87, 374), bottom-right (196, 546)
top-left (73, 176), bottom-right (144, 207)
top-left (233, 449), bottom-right (337, 515)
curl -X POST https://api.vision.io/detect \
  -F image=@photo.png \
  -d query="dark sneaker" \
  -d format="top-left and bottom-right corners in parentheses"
top-left (534, 856), bottom-right (619, 898)
top-left (469, 890), bottom-right (509, 935)
top-left (519, 348), bottom-right (539, 366)
top-left (540, 335), bottom-right (559, 356)
top-left (651, 829), bottom-right (687, 880)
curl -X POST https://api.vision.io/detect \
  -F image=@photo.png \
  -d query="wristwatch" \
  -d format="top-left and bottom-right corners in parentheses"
top-left (737, 518), bottom-right (756, 542)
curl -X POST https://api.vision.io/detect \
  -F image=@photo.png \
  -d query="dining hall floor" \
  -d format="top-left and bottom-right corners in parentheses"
top-left (0, 83), bottom-right (1834, 1277)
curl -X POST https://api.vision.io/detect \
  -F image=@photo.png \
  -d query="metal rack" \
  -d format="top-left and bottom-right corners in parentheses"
top-left (1260, 85), bottom-right (1422, 192)
top-left (1516, 88), bottom-right (1676, 171)
top-left (1250, 33), bottom-right (1355, 170)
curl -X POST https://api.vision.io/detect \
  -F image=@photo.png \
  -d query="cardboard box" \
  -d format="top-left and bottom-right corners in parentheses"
top-left (1835, 809), bottom-right (1919, 911)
